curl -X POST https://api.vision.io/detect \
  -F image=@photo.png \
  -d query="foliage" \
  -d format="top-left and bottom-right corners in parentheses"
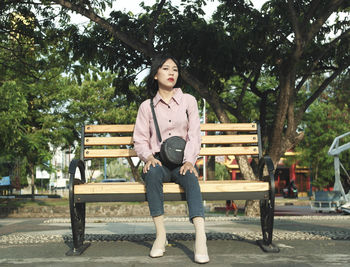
top-left (215, 162), bottom-right (230, 180)
top-left (1, 0), bottom-right (350, 204)
top-left (0, 2), bottom-right (142, 186)
top-left (36, 0), bottom-right (350, 164)
top-left (293, 74), bottom-right (350, 189)
top-left (0, 71), bottom-right (70, 188)
top-left (62, 69), bottom-right (139, 127)
top-left (105, 159), bottom-right (134, 181)
top-left (0, 2), bottom-right (75, 191)
top-left (2, 0), bottom-right (349, 150)
top-left (0, 81), bottom-right (27, 152)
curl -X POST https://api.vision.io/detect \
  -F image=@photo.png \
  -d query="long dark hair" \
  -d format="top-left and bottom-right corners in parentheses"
top-left (146, 55), bottom-right (182, 98)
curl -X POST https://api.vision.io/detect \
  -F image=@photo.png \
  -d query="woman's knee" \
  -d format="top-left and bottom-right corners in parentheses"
top-left (180, 172), bottom-right (200, 190)
top-left (143, 164), bottom-right (164, 185)
top-left (184, 171), bottom-right (199, 183)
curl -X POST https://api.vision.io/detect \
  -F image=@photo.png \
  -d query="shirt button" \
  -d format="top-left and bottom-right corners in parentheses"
top-left (169, 133), bottom-right (171, 136)
top-left (169, 120), bottom-right (171, 122)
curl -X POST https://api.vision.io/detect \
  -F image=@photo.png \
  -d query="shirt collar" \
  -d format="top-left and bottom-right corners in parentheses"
top-left (153, 88), bottom-right (183, 106)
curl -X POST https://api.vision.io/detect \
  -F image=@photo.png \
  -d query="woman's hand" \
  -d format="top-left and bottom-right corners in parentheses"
top-left (143, 155), bottom-right (162, 173)
top-left (180, 161), bottom-right (198, 177)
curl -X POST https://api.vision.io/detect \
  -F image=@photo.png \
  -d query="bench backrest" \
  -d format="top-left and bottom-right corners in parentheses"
top-left (81, 123), bottom-right (262, 161)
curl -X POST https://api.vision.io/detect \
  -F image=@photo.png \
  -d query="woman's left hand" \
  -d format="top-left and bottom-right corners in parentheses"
top-left (180, 161), bottom-right (198, 178)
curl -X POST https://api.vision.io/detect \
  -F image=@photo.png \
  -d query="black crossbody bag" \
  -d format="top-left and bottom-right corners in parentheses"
top-left (150, 99), bottom-right (186, 166)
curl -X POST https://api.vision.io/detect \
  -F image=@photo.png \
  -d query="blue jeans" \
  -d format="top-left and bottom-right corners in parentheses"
top-left (142, 163), bottom-right (204, 222)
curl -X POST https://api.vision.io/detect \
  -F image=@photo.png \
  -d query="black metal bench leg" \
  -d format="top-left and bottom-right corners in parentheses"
top-left (257, 156), bottom-right (280, 253)
top-left (66, 159), bottom-right (90, 256)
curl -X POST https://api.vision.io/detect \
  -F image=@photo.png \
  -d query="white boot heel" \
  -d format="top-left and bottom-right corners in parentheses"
top-left (194, 246), bottom-right (210, 264)
top-left (150, 240), bottom-right (168, 258)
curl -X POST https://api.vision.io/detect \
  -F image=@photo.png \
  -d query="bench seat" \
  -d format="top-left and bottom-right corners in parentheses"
top-left (73, 180), bottom-right (270, 203)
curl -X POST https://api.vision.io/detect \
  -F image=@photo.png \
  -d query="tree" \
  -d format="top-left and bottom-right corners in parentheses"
top-left (61, 68), bottom-right (143, 180)
top-left (0, 72), bottom-right (74, 196)
top-left (2, 0), bottom-right (349, 214)
top-left (53, 0), bottom-right (349, 215)
top-left (45, 0), bottom-right (349, 163)
top-left (0, 7), bottom-right (74, 195)
top-left (293, 73), bottom-right (350, 190)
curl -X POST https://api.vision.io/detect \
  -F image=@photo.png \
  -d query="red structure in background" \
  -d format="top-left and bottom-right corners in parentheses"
top-left (221, 152), bottom-right (312, 197)
top-left (195, 151), bottom-right (313, 197)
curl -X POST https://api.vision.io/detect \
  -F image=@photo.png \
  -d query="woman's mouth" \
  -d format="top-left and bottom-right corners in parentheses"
top-left (168, 78), bottom-right (174, 82)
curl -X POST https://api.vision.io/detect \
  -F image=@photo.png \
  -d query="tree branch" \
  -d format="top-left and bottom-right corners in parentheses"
top-left (182, 69), bottom-right (232, 123)
top-left (304, 0), bottom-right (344, 45)
top-left (304, 0), bottom-right (321, 23)
top-left (246, 68), bottom-right (263, 98)
top-left (236, 72), bottom-right (252, 112)
top-left (52, 0), bottom-right (154, 57)
top-left (296, 28), bottom-right (350, 92)
top-left (287, 0), bottom-right (303, 58)
top-left (147, 0), bottom-right (166, 50)
top-left (296, 65), bottom-right (347, 124)
top-left (221, 100), bottom-right (243, 121)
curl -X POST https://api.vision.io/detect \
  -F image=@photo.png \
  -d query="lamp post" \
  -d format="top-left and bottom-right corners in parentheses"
top-left (203, 98), bottom-right (207, 182)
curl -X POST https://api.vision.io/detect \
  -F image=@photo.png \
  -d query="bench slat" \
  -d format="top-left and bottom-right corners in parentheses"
top-left (85, 137), bottom-right (133, 146)
top-left (200, 123), bottom-right (257, 131)
top-left (84, 146), bottom-right (259, 158)
top-left (85, 124), bottom-right (134, 133)
top-left (84, 135), bottom-right (259, 146)
top-left (202, 135), bottom-right (258, 144)
top-left (85, 149), bottom-right (137, 158)
top-left (85, 123), bottom-right (257, 134)
top-left (74, 181), bottom-right (269, 194)
top-left (200, 146), bottom-right (259, 156)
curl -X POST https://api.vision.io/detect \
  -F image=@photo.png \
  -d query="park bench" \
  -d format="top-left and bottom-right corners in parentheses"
top-left (66, 123), bottom-right (279, 255)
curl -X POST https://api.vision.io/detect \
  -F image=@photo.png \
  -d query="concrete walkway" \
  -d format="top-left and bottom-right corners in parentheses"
top-left (1, 215), bottom-right (350, 266)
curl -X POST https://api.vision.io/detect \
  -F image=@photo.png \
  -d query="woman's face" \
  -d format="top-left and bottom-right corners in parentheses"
top-left (154, 58), bottom-right (179, 90)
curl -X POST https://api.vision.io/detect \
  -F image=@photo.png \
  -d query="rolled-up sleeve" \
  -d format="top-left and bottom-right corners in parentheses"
top-left (133, 101), bottom-right (153, 163)
top-left (183, 95), bottom-right (201, 166)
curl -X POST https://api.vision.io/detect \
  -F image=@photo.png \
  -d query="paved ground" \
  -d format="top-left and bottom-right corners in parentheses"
top-left (1, 211), bottom-right (350, 266)
top-left (1, 239), bottom-right (350, 267)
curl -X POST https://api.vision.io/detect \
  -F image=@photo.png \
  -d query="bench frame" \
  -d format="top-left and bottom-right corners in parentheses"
top-left (66, 123), bottom-right (279, 255)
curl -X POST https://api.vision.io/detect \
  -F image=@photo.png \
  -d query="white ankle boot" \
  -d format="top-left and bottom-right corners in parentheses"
top-left (149, 240), bottom-right (168, 258)
top-left (194, 244), bottom-right (210, 264)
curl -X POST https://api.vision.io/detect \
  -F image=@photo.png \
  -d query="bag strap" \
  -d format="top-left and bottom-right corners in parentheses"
top-left (150, 98), bottom-right (162, 143)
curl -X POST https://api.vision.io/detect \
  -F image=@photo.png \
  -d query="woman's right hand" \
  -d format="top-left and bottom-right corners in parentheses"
top-left (143, 155), bottom-right (162, 173)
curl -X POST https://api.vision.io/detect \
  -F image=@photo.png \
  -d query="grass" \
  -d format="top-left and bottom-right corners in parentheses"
top-left (0, 198), bottom-right (69, 209)
top-left (0, 198), bottom-right (231, 209)
top-left (0, 196), bottom-right (309, 210)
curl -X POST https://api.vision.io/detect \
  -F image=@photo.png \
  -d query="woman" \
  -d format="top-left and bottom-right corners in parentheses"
top-left (133, 55), bottom-right (209, 264)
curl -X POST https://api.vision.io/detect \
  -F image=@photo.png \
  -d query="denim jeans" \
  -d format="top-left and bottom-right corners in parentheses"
top-left (142, 163), bottom-right (204, 222)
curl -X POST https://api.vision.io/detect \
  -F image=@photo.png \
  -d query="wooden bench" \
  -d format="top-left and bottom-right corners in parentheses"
top-left (66, 123), bottom-right (279, 255)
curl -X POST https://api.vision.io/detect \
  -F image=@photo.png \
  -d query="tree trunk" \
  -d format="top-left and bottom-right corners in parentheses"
top-left (127, 158), bottom-right (141, 182)
top-left (30, 164), bottom-right (35, 200)
top-left (207, 156), bottom-right (215, 180)
top-left (236, 155), bottom-right (260, 216)
top-left (245, 200), bottom-right (260, 217)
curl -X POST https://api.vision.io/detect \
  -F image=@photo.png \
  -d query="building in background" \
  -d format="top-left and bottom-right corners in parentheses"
top-left (35, 145), bottom-right (73, 190)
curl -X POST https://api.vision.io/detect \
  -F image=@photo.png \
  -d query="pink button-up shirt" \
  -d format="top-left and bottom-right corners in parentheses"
top-left (133, 88), bottom-right (201, 166)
